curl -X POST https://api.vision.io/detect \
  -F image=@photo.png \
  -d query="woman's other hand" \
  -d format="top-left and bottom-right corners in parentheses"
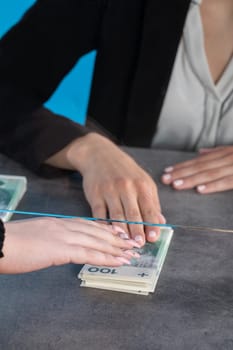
top-left (161, 145), bottom-right (233, 193)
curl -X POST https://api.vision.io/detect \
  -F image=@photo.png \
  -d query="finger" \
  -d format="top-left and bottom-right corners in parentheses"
top-left (163, 147), bottom-right (233, 185)
top-left (170, 165), bottom-right (233, 190)
top-left (76, 219), bottom-right (129, 237)
top-left (90, 198), bottom-right (108, 224)
top-left (196, 174), bottom-right (233, 194)
top-left (138, 191), bottom-right (165, 243)
top-left (163, 149), bottom-right (232, 177)
top-left (198, 148), bottom-right (216, 154)
top-left (198, 148), bottom-right (221, 155)
top-left (57, 218), bottom-right (139, 250)
top-left (138, 183), bottom-right (161, 242)
top-left (144, 213), bottom-right (166, 243)
top-left (60, 217), bottom-right (121, 235)
top-left (175, 147), bottom-right (233, 169)
top-left (198, 146), bottom-right (231, 155)
top-left (69, 230), bottom-right (136, 257)
top-left (70, 246), bottom-right (131, 267)
top-left (120, 193), bottom-right (146, 246)
top-left (104, 191), bottom-right (129, 234)
top-left (112, 225), bottom-right (130, 239)
top-left (162, 153), bottom-right (233, 184)
top-left (121, 176), bottom-right (162, 244)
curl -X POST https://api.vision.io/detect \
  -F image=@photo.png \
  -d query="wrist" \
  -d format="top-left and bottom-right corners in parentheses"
top-left (66, 132), bottom-right (115, 174)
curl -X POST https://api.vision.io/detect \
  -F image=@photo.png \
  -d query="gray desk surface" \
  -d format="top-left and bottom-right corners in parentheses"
top-left (0, 148), bottom-right (233, 350)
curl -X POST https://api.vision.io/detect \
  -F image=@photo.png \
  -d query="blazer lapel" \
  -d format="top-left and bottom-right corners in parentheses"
top-left (124, 0), bottom-right (191, 146)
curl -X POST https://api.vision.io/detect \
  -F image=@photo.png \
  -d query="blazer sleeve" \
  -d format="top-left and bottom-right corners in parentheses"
top-left (0, 0), bottom-right (105, 171)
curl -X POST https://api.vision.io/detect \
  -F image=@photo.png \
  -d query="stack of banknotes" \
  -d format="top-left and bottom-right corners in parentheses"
top-left (78, 227), bottom-right (173, 295)
top-left (0, 174), bottom-right (27, 222)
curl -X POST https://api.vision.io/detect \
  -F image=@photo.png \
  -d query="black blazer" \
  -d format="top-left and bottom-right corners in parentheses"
top-left (0, 0), bottom-right (190, 171)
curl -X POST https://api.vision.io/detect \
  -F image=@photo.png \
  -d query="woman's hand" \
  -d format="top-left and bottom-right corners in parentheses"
top-left (161, 145), bottom-right (233, 193)
top-left (0, 217), bottom-right (140, 274)
top-left (64, 133), bottom-right (165, 246)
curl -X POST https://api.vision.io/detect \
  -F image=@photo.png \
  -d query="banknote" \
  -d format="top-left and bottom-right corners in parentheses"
top-left (0, 175), bottom-right (27, 222)
top-left (78, 227), bottom-right (173, 295)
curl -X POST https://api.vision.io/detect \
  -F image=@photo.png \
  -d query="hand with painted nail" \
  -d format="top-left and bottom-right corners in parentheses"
top-left (0, 217), bottom-right (140, 274)
top-left (47, 133), bottom-right (166, 245)
top-left (161, 145), bottom-right (233, 194)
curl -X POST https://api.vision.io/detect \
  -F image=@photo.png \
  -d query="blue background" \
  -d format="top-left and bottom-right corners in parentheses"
top-left (0, 0), bottom-right (96, 124)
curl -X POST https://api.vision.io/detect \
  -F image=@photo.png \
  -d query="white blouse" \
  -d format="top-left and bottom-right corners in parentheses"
top-left (151, 0), bottom-right (233, 151)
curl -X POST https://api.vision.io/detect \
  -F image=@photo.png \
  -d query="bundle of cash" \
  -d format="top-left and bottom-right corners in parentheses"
top-left (0, 175), bottom-right (27, 222)
top-left (78, 227), bottom-right (173, 295)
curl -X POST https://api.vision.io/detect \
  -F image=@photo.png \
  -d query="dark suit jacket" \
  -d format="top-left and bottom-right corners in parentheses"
top-left (0, 0), bottom-right (190, 171)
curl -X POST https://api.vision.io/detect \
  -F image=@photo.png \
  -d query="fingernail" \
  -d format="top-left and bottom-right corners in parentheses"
top-left (197, 184), bottom-right (206, 192)
top-left (116, 257), bottom-right (131, 265)
top-left (135, 235), bottom-right (144, 244)
top-left (162, 174), bottom-right (172, 182)
top-left (113, 225), bottom-right (127, 233)
top-left (124, 250), bottom-right (141, 258)
top-left (119, 232), bottom-right (129, 239)
top-left (173, 179), bottom-right (184, 187)
top-left (164, 166), bottom-right (174, 173)
top-left (127, 239), bottom-right (141, 248)
top-left (148, 230), bottom-right (157, 239)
